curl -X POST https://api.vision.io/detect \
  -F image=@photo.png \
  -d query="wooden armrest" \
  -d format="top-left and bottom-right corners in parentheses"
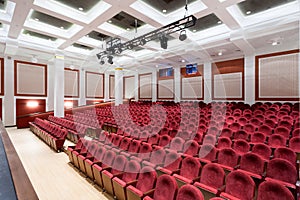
top-left (144, 189), bottom-right (155, 197)
top-left (127, 180), bottom-right (138, 186)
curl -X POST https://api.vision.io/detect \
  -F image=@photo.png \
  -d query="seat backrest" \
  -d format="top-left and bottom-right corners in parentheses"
top-left (268, 134), bottom-right (286, 148)
top-left (292, 128), bottom-right (300, 137)
top-left (258, 125), bottom-right (272, 135)
top-left (122, 160), bottom-right (141, 183)
top-left (149, 148), bottom-right (166, 165)
top-left (252, 143), bottom-right (272, 160)
top-left (170, 137), bottom-right (185, 152)
top-left (199, 144), bottom-right (217, 161)
top-left (220, 128), bottom-right (233, 138)
top-left (233, 139), bottom-right (250, 155)
top-left (111, 155), bottom-right (127, 174)
top-left (240, 152), bottom-right (264, 175)
top-left (233, 130), bottom-right (249, 140)
top-left (164, 151), bottom-right (182, 171)
top-left (180, 156), bottom-right (201, 180)
top-left (274, 147), bottom-right (296, 166)
top-left (225, 171), bottom-right (255, 200)
top-left (183, 140), bottom-right (200, 156)
top-left (153, 175), bottom-right (178, 200)
top-left (217, 148), bottom-right (239, 168)
top-left (119, 137), bottom-right (131, 150)
top-left (289, 136), bottom-right (300, 152)
top-left (274, 126), bottom-right (290, 138)
top-left (257, 180), bottom-right (294, 200)
top-left (202, 134), bottom-right (216, 145)
top-left (230, 122), bottom-right (241, 132)
top-left (250, 132), bottom-right (266, 143)
top-left (159, 135), bottom-right (171, 147)
top-left (243, 124), bottom-right (255, 133)
top-left (136, 166), bottom-right (157, 193)
top-left (128, 140), bottom-right (140, 153)
top-left (200, 163), bottom-right (225, 189)
top-left (216, 137), bottom-right (232, 149)
top-left (176, 184), bottom-right (204, 200)
top-left (266, 158), bottom-right (297, 184)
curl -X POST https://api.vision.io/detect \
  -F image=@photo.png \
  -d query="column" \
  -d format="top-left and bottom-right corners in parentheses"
top-left (115, 67), bottom-right (123, 106)
top-left (134, 72), bottom-right (139, 101)
top-left (152, 69), bottom-right (157, 102)
top-left (204, 62), bottom-right (212, 103)
top-left (244, 55), bottom-right (255, 105)
top-left (3, 57), bottom-right (15, 126)
top-left (104, 73), bottom-right (109, 102)
top-left (174, 67), bottom-right (181, 103)
top-left (79, 68), bottom-right (86, 106)
top-left (54, 54), bottom-right (65, 117)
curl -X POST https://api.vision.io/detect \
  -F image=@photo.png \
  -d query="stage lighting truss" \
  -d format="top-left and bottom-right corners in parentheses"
top-left (96, 15), bottom-right (197, 65)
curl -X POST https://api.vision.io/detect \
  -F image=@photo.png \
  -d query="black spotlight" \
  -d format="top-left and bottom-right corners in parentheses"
top-left (96, 53), bottom-right (101, 60)
top-left (100, 60), bottom-right (105, 65)
top-left (107, 56), bottom-right (114, 65)
top-left (115, 46), bottom-right (123, 54)
top-left (159, 35), bottom-right (168, 49)
top-left (140, 38), bottom-right (146, 45)
top-left (179, 30), bottom-right (187, 41)
top-left (127, 43), bottom-right (134, 50)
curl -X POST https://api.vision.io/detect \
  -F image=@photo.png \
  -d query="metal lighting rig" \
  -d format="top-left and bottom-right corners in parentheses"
top-left (96, 15), bottom-right (197, 65)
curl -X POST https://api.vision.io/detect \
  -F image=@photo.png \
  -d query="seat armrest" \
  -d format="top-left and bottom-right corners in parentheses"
top-left (127, 180), bottom-right (138, 186)
top-left (234, 164), bottom-right (240, 170)
top-left (144, 189), bottom-right (155, 197)
top-left (217, 185), bottom-right (226, 195)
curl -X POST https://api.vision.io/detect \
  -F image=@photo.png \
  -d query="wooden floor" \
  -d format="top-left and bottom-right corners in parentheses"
top-left (6, 127), bottom-right (111, 200)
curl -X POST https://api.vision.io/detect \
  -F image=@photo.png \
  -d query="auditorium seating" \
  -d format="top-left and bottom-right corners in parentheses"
top-left (42, 101), bottom-right (300, 200)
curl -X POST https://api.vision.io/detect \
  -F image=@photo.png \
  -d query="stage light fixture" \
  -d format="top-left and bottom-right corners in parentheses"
top-left (127, 43), bottom-right (134, 50)
top-left (96, 53), bottom-right (102, 60)
top-left (179, 30), bottom-right (187, 41)
top-left (115, 47), bottom-right (123, 54)
top-left (100, 60), bottom-right (105, 65)
top-left (140, 38), bottom-right (146, 45)
top-left (107, 56), bottom-right (114, 65)
top-left (159, 35), bottom-right (168, 49)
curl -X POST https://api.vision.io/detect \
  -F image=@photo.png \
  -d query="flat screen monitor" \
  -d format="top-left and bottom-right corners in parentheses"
top-left (186, 64), bottom-right (198, 74)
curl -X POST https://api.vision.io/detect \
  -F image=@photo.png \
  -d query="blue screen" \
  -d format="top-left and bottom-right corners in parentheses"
top-left (186, 64), bottom-right (198, 74)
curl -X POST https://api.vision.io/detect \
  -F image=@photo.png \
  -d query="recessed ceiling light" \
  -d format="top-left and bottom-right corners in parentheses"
top-left (108, 20), bottom-right (112, 23)
top-left (218, 51), bottom-right (223, 56)
top-left (246, 11), bottom-right (251, 15)
top-left (162, 9), bottom-right (167, 13)
top-left (181, 59), bottom-right (186, 63)
top-left (272, 41), bottom-right (280, 46)
top-left (78, 7), bottom-right (83, 11)
top-left (193, 29), bottom-right (197, 32)
top-left (127, 28), bottom-right (130, 31)
top-left (86, 34), bottom-right (89, 37)
top-left (217, 21), bottom-right (222, 24)
top-left (60, 26), bottom-right (64, 29)
top-left (34, 18), bottom-right (39, 21)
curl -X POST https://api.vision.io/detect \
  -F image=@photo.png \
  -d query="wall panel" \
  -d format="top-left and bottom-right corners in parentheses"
top-left (139, 73), bottom-right (152, 99)
top-left (16, 99), bottom-right (46, 117)
top-left (158, 79), bottom-right (174, 99)
top-left (212, 58), bottom-right (244, 100)
top-left (256, 50), bottom-right (299, 101)
top-left (14, 61), bottom-right (47, 96)
top-left (181, 65), bottom-right (204, 100)
top-left (64, 68), bottom-right (79, 98)
top-left (86, 71), bottom-right (104, 98)
top-left (124, 76), bottom-right (135, 99)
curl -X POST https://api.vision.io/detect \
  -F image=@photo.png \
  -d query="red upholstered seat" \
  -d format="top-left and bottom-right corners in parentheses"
top-left (158, 135), bottom-right (172, 147)
top-left (257, 125), bottom-right (272, 136)
top-left (233, 139), bottom-right (250, 155)
top-left (142, 148), bottom-right (166, 168)
top-left (243, 124), bottom-right (255, 134)
top-left (217, 148), bottom-right (239, 171)
top-left (289, 136), bottom-right (300, 152)
top-left (84, 146), bottom-right (106, 179)
top-left (198, 144), bottom-right (217, 164)
top-left (169, 137), bottom-right (185, 152)
top-left (257, 180), bottom-right (294, 200)
top-left (173, 156), bottom-right (201, 186)
top-left (292, 128), bottom-right (300, 137)
top-left (176, 184), bottom-right (204, 200)
top-left (273, 147), bottom-right (297, 166)
top-left (233, 130), bottom-right (249, 140)
top-left (252, 143), bottom-right (272, 161)
top-left (112, 160), bottom-right (141, 200)
top-left (237, 152), bottom-right (265, 179)
top-left (268, 134), bottom-right (287, 148)
top-left (274, 126), bottom-right (290, 138)
top-left (102, 155), bottom-right (128, 195)
top-left (216, 137), bottom-right (232, 149)
top-left (157, 151), bottom-right (182, 176)
top-left (266, 158), bottom-right (297, 189)
top-left (220, 171), bottom-right (255, 200)
top-left (194, 163), bottom-right (225, 198)
top-left (202, 134), bottom-right (217, 145)
top-left (250, 132), bottom-right (266, 144)
top-left (183, 140), bottom-right (200, 156)
top-left (144, 175), bottom-right (178, 200)
top-left (126, 166), bottom-right (157, 200)
top-left (220, 128), bottom-right (233, 138)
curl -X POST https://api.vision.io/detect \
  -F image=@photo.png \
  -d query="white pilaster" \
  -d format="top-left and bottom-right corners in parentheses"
top-left (3, 57), bottom-right (15, 126)
top-left (244, 55), bottom-right (256, 105)
top-left (79, 68), bottom-right (86, 106)
top-left (152, 69), bottom-right (157, 102)
top-left (104, 73), bottom-right (110, 102)
top-left (115, 67), bottom-right (123, 106)
top-left (47, 61), bottom-right (55, 111)
top-left (174, 67), bottom-right (181, 103)
top-left (134, 72), bottom-right (139, 101)
top-left (54, 55), bottom-right (65, 117)
top-left (204, 62), bottom-right (212, 103)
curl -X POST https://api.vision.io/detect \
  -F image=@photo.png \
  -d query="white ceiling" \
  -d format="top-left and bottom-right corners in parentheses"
top-left (0, 0), bottom-right (299, 74)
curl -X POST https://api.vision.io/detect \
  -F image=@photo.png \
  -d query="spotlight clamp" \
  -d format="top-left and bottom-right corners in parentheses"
top-left (97, 15), bottom-right (197, 64)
